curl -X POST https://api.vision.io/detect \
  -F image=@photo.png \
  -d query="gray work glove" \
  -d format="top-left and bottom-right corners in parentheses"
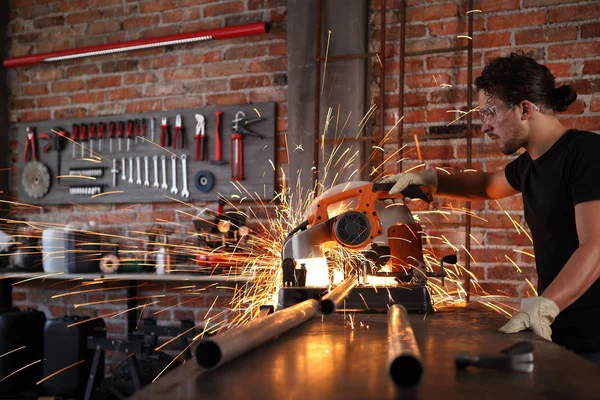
top-left (498, 296), bottom-right (560, 341)
top-left (381, 168), bottom-right (438, 195)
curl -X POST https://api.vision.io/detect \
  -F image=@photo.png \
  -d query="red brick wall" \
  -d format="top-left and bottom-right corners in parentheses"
top-left (5, 0), bottom-right (600, 352)
top-left (374, 0), bottom-right (600, 305)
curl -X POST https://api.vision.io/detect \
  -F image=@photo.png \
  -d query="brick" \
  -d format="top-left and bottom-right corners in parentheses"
top-left (582, 22), bottom-right (600, 39)
top-left (164, 96), bottom-right (204, 110)
top-left (406, 73), bottom-right (451, 88)
top-left (101, 60), bottom-right (139, 74)
top-left (18, 109), bottom-right (50, 122)
top-left (523, 0), bottom-right (580, 6)
top-left (87, 20), bottom-right (122, 35)
top-left (489, 195), bottom-right (524, 211)
top-left (59, 0), bottom-right (86, 12)
top-left (248, 58), bottom-right (287, 73)
top-left (66, 65), bottom-right (100, 78)
top-left (406, 37), bottom-right (452, 54)
top-left (53, 107), bottom-right (87, 119)
top-left (487, 12), bottom-right (546, 31)
top-left (426, 53), bottom-right (481, 70)
top-left (248, 88), bottom-right (286, 103)
top-left (66, 10), bottom-right (101, 25)
top-left (23, 84), bottom-right (49, 96)
top-left (107, 88), bottom-right (142, 101)
top-left (429, 89), bottom-right (467, 105)
top-left (182, 51), bottom-right (222, 65)
top-left (591, 97), bottom-right (600, 113)
top-left (471, 213), bottom-right (521, 229)
top-left (583, 60), bottom-right (600, 75)
top-left (51, 80), bottom-right (84, 93)
top-left (568, 79), bottom-right (600, 95)
top-left (225, 45), bottom-right (268, 60)
top-left (231, 75), bottom-right (271, 90)
top-left (206, 93), bottom-right (247, 106)
top-left (141, 0), bottom-right (177, 13)
top-left (427, 19), bottom-right (484, 36)
top-left (408, 3), bottom-right (458, 21)
top-left (488, 230), bottom-right (532, 247)
top-left (34, 15), bottom-right (64, 29)
top-left (72, 92), bottom-right (105, 104)
top-left (140, 56), bottom-right (179, 70)
top-left (37, 95), bottom-right (69, 108)
top-left (162, 10), bottom-right (183, 23)
top-left (12, 0), bottom-right (34, 8)
top-left (562, 99), bottom-right (585, 115)
top-left (549, 4), bottom-right (600, 23)
top-left (269, 42), bottom-right (287, 56)
top-left (124, 72), bottom-right (159, 85)
top-left (419, 145), bottom-right (455, 160)
top-left (205, 62), bottom-right (247, 77)
top-left (163, 68), bottom-right (203, 80)
top-left (89, 0), bottom-right (121, 5)
top-left (487, 266), bottom-right (536, 282)
top-left (32, 69), bottom-right (64, 82)
top-left (546, 63), bottom-right (577, 78)
top-left (102, 5), bottom-right (138, 19)
top-left (99, 212), bottom-right (136, 225)
top-left (559, 117), bottom-right (600, 131)
top-left (474, 32), bottom-right (511, 49)
top-left (88, 76), bottom-right (122, 89)
top-left (474, 0), bottom-right (520, 12)
top-left (483, 48), bottom-right (545, 65)
top-left (184, 79), bottom-right (229, 94)
top-left (123, 15), bottom-right (160, 30)
top-left (126, 99), bottom-right (162, 113)
top-left (204, 1), bottom-right (244, 17)
top-left (144, 84), bottom-right (185, 97)
top-left (515, 27), bottom-right (578, 45)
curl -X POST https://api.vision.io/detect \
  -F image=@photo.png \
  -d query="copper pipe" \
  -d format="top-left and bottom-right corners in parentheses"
top-left (195, 298), bottom-right (319, 371)
top-left (319, 274), bottom-right (358, 314)
top-left (387, 304), bottom-right (423, 388)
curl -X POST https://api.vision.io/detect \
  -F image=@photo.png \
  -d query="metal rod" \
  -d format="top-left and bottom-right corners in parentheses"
top-left (319, 275), bottom-right (358, 315)
top-left (375, 0), bottom-right (386, 173)
top-left (398, 0), bottom-right (406, 171)
top-left (387, 304), bottom-right (423, 388)
top-left (313, 0), bottom-right (323, 192)
top-left (464, 0), bottom-right (474, 301)
top-left (405, 46), bottom-right (469, 57)
top-left (316, 52), bottom-right (379, 62)
top-left (195, 299), bottom-right (319, 371)
top-left (3, 22), bottom-right (269, 68)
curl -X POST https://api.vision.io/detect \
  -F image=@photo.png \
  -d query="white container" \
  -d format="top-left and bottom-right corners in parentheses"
top-left (42, 228), bottom-right (66, 273)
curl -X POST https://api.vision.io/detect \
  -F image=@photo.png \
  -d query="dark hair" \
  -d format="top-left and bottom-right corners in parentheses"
top-left (475, 51), bottom-right (577, 112)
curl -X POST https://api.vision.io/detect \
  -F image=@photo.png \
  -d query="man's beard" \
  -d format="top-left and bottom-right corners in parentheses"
top-left (498, 124), bottom-right (526, 155)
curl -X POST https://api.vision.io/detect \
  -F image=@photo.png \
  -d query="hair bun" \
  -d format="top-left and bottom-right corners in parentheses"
top-left (554, 85), bottom-right (577, 112)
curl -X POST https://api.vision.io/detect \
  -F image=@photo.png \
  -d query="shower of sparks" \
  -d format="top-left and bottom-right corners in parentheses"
top-left (0, 346), bottom-right (25, 359)
top-left (37, 360), bottom-right (86, 385)
top-left (0, 360), bottom-right (41, 384)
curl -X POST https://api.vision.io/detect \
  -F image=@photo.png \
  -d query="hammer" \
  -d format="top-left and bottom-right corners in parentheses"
top-left (455, 341), bottom-right (534, 373)
top-left (211, 110), bottom-right (227, 166)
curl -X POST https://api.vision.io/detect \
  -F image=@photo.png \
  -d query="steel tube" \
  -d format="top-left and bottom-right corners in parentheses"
top-left (319, 275), bottom-right (358, 315)
top-left (387, 304), bottom-right (423, 388)
top-left (195, 298), bottom-right (319, 371)
top-left (3, 22), bottom-right (269, 68)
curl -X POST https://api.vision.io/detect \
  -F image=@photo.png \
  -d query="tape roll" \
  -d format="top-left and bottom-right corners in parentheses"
top-left (100, 254), bottom-right (120, 274)
top-left (194, 171), bottom-right (215, 193)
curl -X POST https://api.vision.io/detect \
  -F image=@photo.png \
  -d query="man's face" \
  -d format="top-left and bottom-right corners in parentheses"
top-left (477, 90), bottom-right (526, 155)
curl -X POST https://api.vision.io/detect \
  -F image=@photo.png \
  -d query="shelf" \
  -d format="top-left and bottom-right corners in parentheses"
top-left (0, 272), bottom-right (251, 283)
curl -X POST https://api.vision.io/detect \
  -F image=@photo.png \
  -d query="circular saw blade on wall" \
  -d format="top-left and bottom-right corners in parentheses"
top-left (22, 161), bottom-right (51, 199)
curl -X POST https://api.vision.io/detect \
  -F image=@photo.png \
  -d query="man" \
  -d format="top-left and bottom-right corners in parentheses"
top-left (384, 52), bottom-right (600, 364)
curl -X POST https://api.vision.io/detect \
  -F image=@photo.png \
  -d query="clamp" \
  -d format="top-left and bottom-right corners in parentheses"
top-left (24, 126), bottom-right (37, 162)
top-left (230, 111), bottom-right (264, 181)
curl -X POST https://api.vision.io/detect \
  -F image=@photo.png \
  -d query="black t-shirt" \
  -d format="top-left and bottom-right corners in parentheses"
top-left (505, 129), bottom-right (600, 354)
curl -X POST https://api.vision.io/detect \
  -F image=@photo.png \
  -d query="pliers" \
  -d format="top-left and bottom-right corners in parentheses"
top-left (160, 117), bottom-right (170, 148)
top-left (24, 126), bottom-right (37, 162)
top-left (173, 114), bottom-right (183, 149)
top-left (195, 113), bottom-right (206, 161)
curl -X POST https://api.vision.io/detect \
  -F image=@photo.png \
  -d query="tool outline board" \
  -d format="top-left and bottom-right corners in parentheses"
top-left (15, 102), bottom-right (276, 205)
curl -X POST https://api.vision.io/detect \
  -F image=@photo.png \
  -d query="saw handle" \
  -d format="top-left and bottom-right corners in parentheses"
top-left (372, 183), bottom-right (433, 203)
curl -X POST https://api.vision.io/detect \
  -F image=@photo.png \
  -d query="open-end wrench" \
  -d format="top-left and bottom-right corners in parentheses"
top-left (111, 159), bottom-right (118, 187)
top-left (170, 155), bottom-right (178, 195)
top-left (150, 117), bottom-right (155, 143)
top-left (136, 156), bottom-right (142, 185)
top-left (121, 158), bottom-right (126, 181)
top-left (161, 155), bottom-right (168, 190)
top-left (153, 155), bottom-right (159, 188)
top-left (144, 156), bottom-right (150, 186)
top-left (128, 157), bottom-right (134, 184)
top-left (180, 154), bottom-right (189, 199)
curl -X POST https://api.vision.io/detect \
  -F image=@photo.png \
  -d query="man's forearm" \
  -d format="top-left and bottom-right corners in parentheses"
top-left (542, 242), bottom-right (600, 311)
top-left (435, 171), bottom-right (491, 200)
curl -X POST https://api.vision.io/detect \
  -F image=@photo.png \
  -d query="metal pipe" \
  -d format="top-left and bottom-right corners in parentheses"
top-left (319, 275), bottom-right (358, 315)
top-left (3, 22), bottom-right (269, 68)
top-left (387, 304), bottom-right (423, 388)
top-left (195, 298), bottom-right (319, 371)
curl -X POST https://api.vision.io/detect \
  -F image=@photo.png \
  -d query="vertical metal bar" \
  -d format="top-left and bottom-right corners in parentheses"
top-left (127, 282), bottom-right (137, 336)
top-left (398, 0), bottom-right (406, 172)
top-left (83, 348), bottom-right (102, 400)
top-left (464, 0), bottom-right (474, 300)
top-left (313, 0), bottom-right (323, 192)
top-left (375, 0), bottom-right (386, 173)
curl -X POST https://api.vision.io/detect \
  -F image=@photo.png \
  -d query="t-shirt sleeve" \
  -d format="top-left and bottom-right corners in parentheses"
top-left (504, 153), bottom-right (528, 192)
top-left (567, 132), bottom-right (600, 205)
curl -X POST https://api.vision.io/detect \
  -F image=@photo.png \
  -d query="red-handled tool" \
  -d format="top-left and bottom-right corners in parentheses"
top-left (80, 123), bottom-right (87, 158)
top-left (98, 122), bottom-right (105, 153)
top-left (118, 121), bottom-right (124, 152)
top-left (160, 117), bottom-right (170, 148)
top-left (126, 120), bottom-right (133, 152)
top-left (23, 126), bottom-right (37, 162)
top-left (174, 114), bottom-right (184, 149)
top-left (210, 111), bottom-right (226, 166)
top-left (141, 119), bottom-right (146, 140)
top-left (195, 113), bottom-right (206, 161)
top-left (230, 111), bottom-right (264, 181)
top-left (108, 122), bottom-right (115, 153)
top-left (71, 124), bottom-right (79, 159)
top-left (89, 123), bottom-right (96, 157)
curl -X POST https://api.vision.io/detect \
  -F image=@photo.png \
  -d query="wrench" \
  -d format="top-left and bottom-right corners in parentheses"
top-left (144, 156), bottom-right (150, 186)
top-left (128, 157), bottom-right (134, 184)
top-left (121, 158), bottom-right (126, 181)
top-left (161, 155), bottom-right (168, 190)
top-left (170, 155), bottom-right (178, 195)
top-left (180, 154), bottom-right (189, 198)
top-left (136, 156), bottom-right (142, 185)
top-left (153, 155), bottom-right (159, 188)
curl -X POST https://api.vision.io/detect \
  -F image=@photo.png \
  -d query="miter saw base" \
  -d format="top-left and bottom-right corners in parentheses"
top-left (277, 284), bottom-right (433, 314)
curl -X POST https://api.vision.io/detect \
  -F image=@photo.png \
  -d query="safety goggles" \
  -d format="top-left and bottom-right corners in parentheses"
top-left (478, 105), bottom-right (514, 126)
